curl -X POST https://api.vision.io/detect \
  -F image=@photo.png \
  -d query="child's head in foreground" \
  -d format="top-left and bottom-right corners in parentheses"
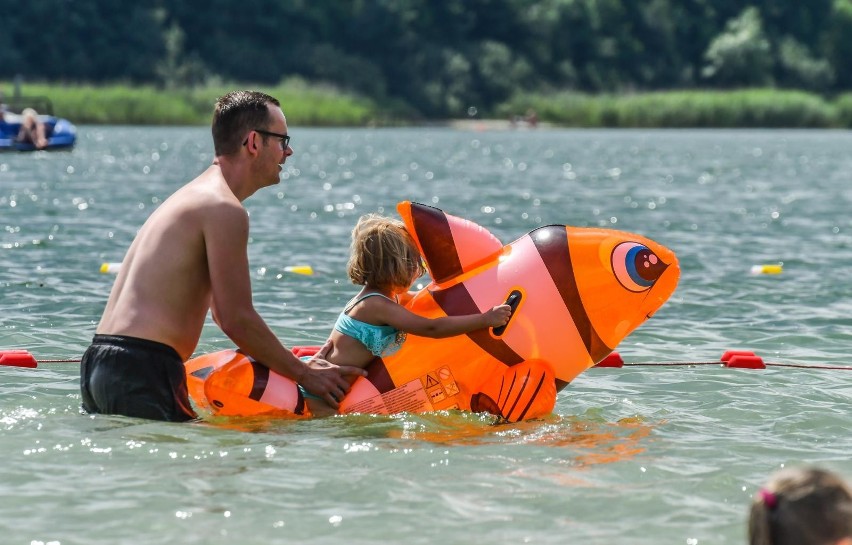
top-left (749, 466), bottom-right (852, 545)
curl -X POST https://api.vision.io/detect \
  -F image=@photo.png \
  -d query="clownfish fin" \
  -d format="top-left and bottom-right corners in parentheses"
top-left (397, 201), bottom-right (504, 284)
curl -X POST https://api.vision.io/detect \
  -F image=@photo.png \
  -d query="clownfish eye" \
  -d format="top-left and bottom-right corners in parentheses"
top-left (611, 242), bottom-right (668, 293)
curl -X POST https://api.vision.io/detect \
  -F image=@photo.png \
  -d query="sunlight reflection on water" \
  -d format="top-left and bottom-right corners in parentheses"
top-left (2, 127), bottom-right (852, 544)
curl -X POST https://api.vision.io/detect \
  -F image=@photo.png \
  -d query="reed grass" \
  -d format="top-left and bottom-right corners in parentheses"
top-left (4, 80), bottom-right (851, 128)
top-left (498, 89), bottom-right (850, 128)
top-left (835, 93), bottom-right (852, 128)
top-left (1, 78), bottom-right (388, 126)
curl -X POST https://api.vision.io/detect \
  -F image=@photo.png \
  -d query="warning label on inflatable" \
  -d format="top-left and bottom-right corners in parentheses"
top-left (421, 365), bottom-right (460, 407)
top-left (345, 379), bottom-right (432, 414)
top-left (382, 380), bottom-right (433, 413)
top-left (343, 365), bottom-right (462, 415)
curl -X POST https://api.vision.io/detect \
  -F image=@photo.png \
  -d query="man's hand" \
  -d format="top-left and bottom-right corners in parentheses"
top-left (299, 341), bottom-right (367, 409)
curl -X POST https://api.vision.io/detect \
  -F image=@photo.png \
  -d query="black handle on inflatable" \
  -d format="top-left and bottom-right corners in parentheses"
top-left (492, 290), bottom-right (522, 336)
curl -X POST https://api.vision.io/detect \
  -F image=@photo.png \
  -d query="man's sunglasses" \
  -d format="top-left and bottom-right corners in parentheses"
top-left (243, 129), bottom-right (290, 150)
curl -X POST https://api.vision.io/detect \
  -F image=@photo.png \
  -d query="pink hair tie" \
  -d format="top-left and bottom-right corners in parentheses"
top-left (758, 489), bottom-right (778, 510)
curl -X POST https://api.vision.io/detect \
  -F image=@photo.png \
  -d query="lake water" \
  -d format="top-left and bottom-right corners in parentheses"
top-left (2, 126), bottom-right (851, 544)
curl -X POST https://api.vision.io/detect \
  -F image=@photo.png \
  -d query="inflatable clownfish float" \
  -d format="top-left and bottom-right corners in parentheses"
top-left (185, 201), bottom-right (680, 422)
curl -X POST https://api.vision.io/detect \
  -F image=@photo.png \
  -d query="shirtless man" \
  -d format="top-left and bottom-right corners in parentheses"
top-left (80, 90), bottom-right (365, 421)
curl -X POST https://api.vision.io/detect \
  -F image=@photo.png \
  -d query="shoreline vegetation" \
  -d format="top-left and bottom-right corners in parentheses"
top-left (5, 79), bottom-right (852, 129)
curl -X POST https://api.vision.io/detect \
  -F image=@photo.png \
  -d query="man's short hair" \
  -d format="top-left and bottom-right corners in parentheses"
top-left (212, 91), bottom-right (281, 156)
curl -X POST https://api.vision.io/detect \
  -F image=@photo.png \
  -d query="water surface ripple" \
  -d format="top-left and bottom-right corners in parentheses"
top-left (2, 127), bottom-right (851, 544)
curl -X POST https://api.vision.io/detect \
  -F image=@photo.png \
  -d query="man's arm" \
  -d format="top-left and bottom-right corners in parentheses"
top-left (204, 202), bottom-right (364, 407)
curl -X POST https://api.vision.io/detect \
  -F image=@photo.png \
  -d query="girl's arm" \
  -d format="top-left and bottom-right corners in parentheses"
top-left (372, 299), bottom-right (511, 338)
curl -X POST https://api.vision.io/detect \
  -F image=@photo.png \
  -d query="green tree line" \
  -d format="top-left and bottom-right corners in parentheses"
top-left (2, 0), bottom-right (852, 118)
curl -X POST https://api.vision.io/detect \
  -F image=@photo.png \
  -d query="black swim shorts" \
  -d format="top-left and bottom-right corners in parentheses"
top-left (80, 334), bottom-right (197, 422)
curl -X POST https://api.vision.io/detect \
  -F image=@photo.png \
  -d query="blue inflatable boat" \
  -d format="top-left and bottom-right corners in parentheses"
top-left (0, 97), bottom-right (77, 152)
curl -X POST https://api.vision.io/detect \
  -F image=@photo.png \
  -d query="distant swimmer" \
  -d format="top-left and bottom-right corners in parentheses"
top-left (17, 108), bottom-right (48, 149)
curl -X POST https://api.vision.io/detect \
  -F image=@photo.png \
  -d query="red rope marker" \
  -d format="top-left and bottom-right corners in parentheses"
top-left (724, 354), bottom-right (766, 369)
top-left (720, 350), bottom-right (757, 362)
top-left (594, 352), bottom-right (625, 368)
top-left (4, 348), bottom-right (851, 372)
top-left (0, 350), bottom-right (38, 368)
top-left (592, 350), bottom-right (852, 371)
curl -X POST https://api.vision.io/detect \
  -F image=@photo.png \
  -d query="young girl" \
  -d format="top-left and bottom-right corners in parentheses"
top-left (308, 213), bottom-right (511, 415)
top-left (749, 466), bottom-right (852, 545)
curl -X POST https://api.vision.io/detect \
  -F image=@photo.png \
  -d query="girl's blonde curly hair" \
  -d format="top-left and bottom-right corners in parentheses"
top-left (347, 214), bottom-right (425, 290)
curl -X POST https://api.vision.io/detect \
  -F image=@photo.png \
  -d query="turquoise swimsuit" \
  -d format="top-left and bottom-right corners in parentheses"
top-left (334, 293), bottom-right (406, 357)
top-left (299, 293), bottom-right (406, 403)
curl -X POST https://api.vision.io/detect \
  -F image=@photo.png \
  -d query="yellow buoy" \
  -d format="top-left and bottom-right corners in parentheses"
top-left (283, 265), bottom-right (314, 275)
top-left (100, 262), bottom-right (121, 274)
top-left (749, 264), bottom-right (783, 275)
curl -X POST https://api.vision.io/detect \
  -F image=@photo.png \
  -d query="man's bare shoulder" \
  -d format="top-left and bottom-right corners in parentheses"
top-left (172, 166), bottom-right (245, 215)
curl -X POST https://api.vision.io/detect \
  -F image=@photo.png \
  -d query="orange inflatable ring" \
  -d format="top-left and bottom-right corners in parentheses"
top-left (185, 201), bottom-right (680, 422)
